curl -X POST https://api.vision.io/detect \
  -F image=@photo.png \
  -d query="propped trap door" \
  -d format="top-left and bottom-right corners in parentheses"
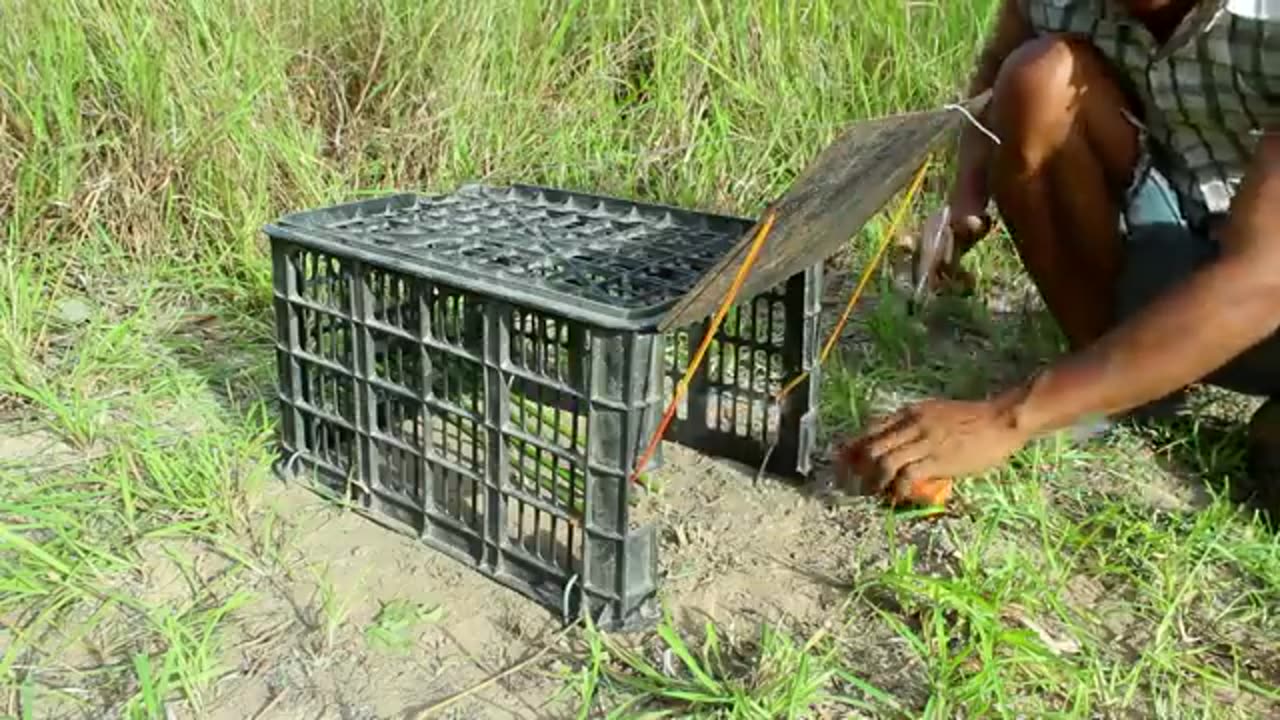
top-left (656, 95), bottom-right (991, 477)
top-left (660, 93), bottom-right (991, 332)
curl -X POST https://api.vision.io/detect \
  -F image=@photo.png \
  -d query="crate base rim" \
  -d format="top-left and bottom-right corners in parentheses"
top-left (272, 457), bottom-right (663, 635)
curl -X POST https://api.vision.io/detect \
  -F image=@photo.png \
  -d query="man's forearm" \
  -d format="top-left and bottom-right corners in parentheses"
top-left (999, 135), bottom-right (1280, 436)
top-left (998, 255), bottom-right (1280, 436)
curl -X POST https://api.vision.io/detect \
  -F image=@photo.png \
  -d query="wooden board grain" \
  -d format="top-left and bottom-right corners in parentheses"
top-left (658, 93), bottom-right (991, 332)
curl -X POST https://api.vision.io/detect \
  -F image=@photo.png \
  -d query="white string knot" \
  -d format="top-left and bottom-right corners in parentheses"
top-left (943, 102), bottom-right (1002, 146)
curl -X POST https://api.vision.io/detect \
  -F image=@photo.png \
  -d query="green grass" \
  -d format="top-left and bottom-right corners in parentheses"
top-left (3, 1), bottom-right (1278, 718)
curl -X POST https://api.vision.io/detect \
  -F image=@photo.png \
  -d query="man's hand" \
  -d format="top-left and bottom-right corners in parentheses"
top-left (859, 136), bottom-right (1280, 501)
top-left (911, 0), bottom-right (1032, 291)
top-left (912, 105), bottom-right (997, 301)
top-left (996, 135), bottom-right (1280, 436)
top-left (846, 397), bottom-right (1033, 501)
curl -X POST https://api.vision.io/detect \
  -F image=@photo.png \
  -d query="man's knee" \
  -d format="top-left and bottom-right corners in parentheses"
top-left (988, 35), bottom-right (1137, 175)
top-left (995, 35), bottom-right (1094, 111)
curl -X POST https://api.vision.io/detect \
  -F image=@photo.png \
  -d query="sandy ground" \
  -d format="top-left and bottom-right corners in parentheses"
top-left (10, 250), bottom-right (1272, 718)
top-left (8, 407), bottom-right (1268, 719)
top-left (185, 440), bottom-right (910, 720)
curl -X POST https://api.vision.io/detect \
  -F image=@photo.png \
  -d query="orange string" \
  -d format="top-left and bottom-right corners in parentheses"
top-left (629, 209), bottom-right (778, 484)
top-left (772, 159), bottom-right (931, 404)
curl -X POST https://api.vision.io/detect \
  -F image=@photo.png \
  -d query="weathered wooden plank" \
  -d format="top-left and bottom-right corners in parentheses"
top-left (658, 93), bottom-right (991, 332)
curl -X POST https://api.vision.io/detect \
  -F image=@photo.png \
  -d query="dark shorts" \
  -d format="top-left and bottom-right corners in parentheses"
top-left (1117, 150), bottom-right (1280, 398)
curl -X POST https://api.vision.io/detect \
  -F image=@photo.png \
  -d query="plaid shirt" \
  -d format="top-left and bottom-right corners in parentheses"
top-left (1020, 0), bottom-right (1280, 226)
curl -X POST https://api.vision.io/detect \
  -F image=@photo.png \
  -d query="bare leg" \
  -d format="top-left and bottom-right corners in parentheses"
top-left (985, 36), bottom-right (1140, 349)
top-left (981, 38), bottom-right (1280, 518)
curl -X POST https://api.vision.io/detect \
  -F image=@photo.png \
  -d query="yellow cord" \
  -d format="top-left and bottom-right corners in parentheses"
top-left (633, 156), bottom-right (932, 483)
top-left (773, 158), bottom-right (931, 403)
top-left (630, 209), bottom-right (778, 483)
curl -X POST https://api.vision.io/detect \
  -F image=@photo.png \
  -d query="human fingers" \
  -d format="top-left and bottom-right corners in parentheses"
top-left (948, 212), bottom-right (992, 261)
top-left (889, 461), bottom-right (952, 507)
top-left (870, 442), bottom-right (932, 493)
top-left (862, 416), bottom-right (925, 467)
top-left (845, 412), bottom-right (909, 463)
top-left (855, 410), bottom-right (909, 442)
top-left (952, 211), bottom-right (990, 237)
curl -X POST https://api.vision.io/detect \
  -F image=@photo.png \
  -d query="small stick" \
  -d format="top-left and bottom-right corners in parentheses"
top-left (249, 689), bottom-right (287, 720)
top-left (412, 619), bottom-right (581, 719)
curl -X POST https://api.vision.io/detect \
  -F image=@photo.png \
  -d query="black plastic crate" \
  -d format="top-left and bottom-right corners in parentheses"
top-left (265, 184), bottom-right (821, 630)
top-left (663, 268), bottom-right (821, 478)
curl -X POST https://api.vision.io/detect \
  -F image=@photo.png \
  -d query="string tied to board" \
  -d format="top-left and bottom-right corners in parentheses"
top-left (627, 98), bottom-right (1002, 488)
top-left (752, 101), bottom-right (1002, 482)
top-left (628, 209), bottom-right (778, 485)
top-left (752, 158), bottom-right (932, 483)
top-left (626, 160), bottom-right (928, 487)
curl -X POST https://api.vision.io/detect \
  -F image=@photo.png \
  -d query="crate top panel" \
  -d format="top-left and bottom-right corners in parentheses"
top-left (264, 183), bottom-right (756, 330)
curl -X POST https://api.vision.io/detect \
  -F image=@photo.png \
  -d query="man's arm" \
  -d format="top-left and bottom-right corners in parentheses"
top-left (995, 136), bottom-right (1280, 435)
top-left (967, 0), bottom-right (1036, 95)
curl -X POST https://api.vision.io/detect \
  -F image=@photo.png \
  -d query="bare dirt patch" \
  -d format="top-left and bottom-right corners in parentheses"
top-left (202, 483), bottom-right (571, 720)
top-left (0, 424), bottom-right (82, 475)
top-left (634, 445), bottom-right (860, 630)
top-left (11, 378), bottom-right (1270, 718)
top-left (198, 439), bottom-right (913, 719)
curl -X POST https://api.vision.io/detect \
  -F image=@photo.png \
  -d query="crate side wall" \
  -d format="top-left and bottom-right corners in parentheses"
top-left (662, 263), bottom-right (822, 477)
top-left (270, 235), bottom-right (660, 630)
